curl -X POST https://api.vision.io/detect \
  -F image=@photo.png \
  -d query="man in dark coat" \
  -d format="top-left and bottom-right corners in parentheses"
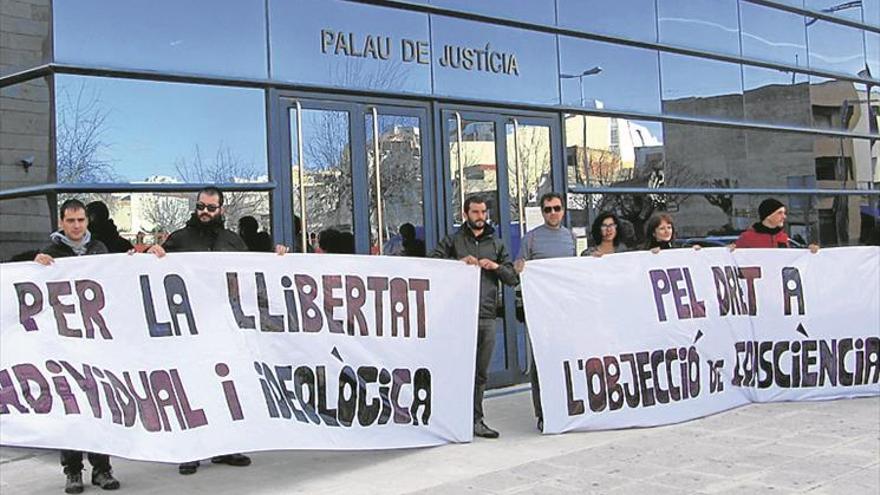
top-left (34, 198), bottom-right (120, 493)
top-left (431, 195), bottom-right (518, 439)
top-left (147, 187), bottom-right (287, 474)
top-left (86, 201), bottom-right (133, 253)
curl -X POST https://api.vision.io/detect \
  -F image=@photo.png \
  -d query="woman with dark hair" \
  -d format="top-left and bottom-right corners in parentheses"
top-left (643, 212), bottom-right (677, 253)
top-left (581, 212), bottom-right (629, 257)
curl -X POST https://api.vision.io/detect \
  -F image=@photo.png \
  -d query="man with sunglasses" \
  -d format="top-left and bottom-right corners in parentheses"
top-left (513, 192), bottom-right (577, 432)
top-left (146, 186), bottom-right (286, 474)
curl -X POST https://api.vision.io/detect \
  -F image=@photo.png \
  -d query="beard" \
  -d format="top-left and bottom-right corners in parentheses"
top-left (466, 218), bottom-right (485, 230)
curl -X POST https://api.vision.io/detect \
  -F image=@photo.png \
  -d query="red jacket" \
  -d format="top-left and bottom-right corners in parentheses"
top-left (736, 223), bottom-right (790, 248)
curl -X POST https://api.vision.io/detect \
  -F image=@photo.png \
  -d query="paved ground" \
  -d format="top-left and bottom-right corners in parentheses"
top-left (1, 387), bottom-right (877, 494)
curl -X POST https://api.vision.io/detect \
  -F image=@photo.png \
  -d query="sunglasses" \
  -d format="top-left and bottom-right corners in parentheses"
top-left (196, 203), bottom-right (220, 212)
top-left (542, 205), bottom-right (563, 213)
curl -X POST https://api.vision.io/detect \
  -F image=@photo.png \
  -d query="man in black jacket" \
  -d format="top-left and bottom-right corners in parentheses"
top-left (431, 195), bottom-right (518, 439)
top-left (86, 201), bottom-right (133, 254)
top-left (147, 187), bottom-right (287, 474)
top-left (34, 198), bottom-right (120, 494)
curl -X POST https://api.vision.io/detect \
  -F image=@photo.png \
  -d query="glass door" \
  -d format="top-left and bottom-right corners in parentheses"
top-left (439, 107), bottom-right (561, 387)
top-left (283, 96), bottom-right (432, 255)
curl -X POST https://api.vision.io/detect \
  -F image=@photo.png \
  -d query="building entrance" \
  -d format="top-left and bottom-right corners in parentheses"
top-left (438, 106), bottom-right (563, 387)
top-left (281, 94), bottom-right (434, 255)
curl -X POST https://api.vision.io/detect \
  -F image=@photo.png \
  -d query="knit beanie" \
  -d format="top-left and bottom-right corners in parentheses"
top-left (758, 198), bottom-right (785, 221)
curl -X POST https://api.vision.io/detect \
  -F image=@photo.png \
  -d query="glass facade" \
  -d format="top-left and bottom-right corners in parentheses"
top-left (2, 0), bottom-right (879, 386)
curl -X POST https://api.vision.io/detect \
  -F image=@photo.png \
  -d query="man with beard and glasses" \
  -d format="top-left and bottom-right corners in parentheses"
top-left (34, 198), bottom-right (121, 493)
top-left (146, 186), bottom-right (287, 474)
top-left (431, 195), bottom-right (518, 439)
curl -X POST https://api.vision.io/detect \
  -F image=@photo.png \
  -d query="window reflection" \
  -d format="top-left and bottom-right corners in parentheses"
top-left (657, 0), bottom-right (740, 56)
top-left (807, 18), bottom-right (867, 75)
top-left (568, 192), bottom-right (878, 248)
top-left (431, 16), bottom-right (560, 105)
top-left (559, 36), bottom-right (661, 113)
top-left (430, 0), bottom-right (555, 25)
top-left (447, 116), bottom-right (499, 225)
top-left (808, 77), bottom-right (872, 132)
top-left (740, 2), bottom-right (808, 67)
top-left (54, 75), bottom-right (268, 184)
top-left (1, 0), bottom-right (50, 76)
top-left (566, 116), bottom-right (879, 247)
top-left (743, 65), bottom-right (812, 127)
top-left (557, 0), bottom-right (657, 43)
top-left (53, 0), bottom-right (267, 78)
top-left (270, 0), bottom-right (431, 94)
top-left (660, 53), bottom-right (744, 120)
top-left (806, 0), bottom-right (871, 23)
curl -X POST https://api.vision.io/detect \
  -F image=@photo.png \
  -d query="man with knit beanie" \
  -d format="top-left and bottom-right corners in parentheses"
top-left (735, 198), bottom-right (818, 251)
top-left (736, 198), bottom-right (790, 248)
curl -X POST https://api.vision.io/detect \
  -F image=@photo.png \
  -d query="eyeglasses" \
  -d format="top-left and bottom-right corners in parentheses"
top-left (196, 203), bottom-right (220, 212)
top-left (600, 223), bottom-right (617, 229)
top-left (542, 205), bottom-right (563, 213)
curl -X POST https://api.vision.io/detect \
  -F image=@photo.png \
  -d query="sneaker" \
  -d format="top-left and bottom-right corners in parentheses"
top-left (64, 472), bottom-right (84, 494)
top-left (473, 420), bottom-right (500, 439)
top-left (537, 418), bottom-right (544, 432)
top-left (211, 453), bottom-right (251, 467)
top-left (91, 470), bottom-right (120, 490)
top-left (178, 461), bottom-right (200, 475)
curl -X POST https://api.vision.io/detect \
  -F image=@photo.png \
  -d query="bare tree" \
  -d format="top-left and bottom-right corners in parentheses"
top-left (174, 145), bottom-right (268, 228)
top-left (142, 194), bottom-right (190, 234)
top-left (55, 83), bottom-right (116, 183)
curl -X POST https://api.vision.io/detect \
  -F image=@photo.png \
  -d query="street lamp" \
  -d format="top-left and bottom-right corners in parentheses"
top-left (560, 66), bottom-right (603, 107)
top-left (560, 66), bottom-right (603, 229)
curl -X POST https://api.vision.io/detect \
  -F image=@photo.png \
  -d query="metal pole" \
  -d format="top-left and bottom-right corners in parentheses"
top-left (454, 112), bottom-right (465, 220)
top-left (370, 107), bottom-right (385, 254)
top-left (512, 118), bottom-right (525, 237)
top-left (294, 101), bottom-right (307, 254)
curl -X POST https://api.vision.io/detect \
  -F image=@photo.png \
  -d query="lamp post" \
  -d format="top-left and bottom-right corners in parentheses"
top-left (561, 67), bottom-right (603, 227)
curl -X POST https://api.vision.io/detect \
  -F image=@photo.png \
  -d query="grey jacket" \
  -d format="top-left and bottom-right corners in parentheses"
top-left (431, 223), bottom-right (518, 319)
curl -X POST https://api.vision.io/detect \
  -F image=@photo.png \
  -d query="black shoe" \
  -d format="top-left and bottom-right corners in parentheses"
top-left (537, 418), bottom-right (544, 432)
top-left (211, 453), bottom-right (251, 467)
top-left (91, 470), bottom-right (120, 490)
top-left (64, 472), bottom-right (84, 494)
top-left (473, 420), bottom-right (500, 439)
top-left (178, 461), bottom-right (200, 475)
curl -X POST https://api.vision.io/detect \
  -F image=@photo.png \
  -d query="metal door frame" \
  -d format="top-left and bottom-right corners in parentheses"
top-left (435, 103), bottom-right (563, 387)
top-left (274, 91), bottom-right (436, 254)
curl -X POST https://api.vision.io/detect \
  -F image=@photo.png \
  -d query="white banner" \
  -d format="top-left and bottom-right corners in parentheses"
top-left (522, 247), bottom-right (880, 434)
top-left (0, 253), bottom-right (480, 461)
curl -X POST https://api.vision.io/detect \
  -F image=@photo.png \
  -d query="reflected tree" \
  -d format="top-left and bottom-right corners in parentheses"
top-left (174, 145), bottom-right (268, 228)
top-left (55, 83), bottom-right (116, 183)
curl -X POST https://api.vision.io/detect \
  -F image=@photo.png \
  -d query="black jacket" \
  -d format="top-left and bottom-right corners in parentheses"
top-left (89, 220), bottom-right (134, 253)
top-left (162, 215), bottom-right (248, 253)
top-left (430, 223), bottom-right (518, 319)
top-left (40, 237), bottom-right (108, 258)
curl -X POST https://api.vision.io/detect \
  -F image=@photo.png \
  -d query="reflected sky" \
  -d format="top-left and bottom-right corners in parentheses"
top-left (657, 0), bottom-right (741, 56)
top-left (559, 36), bottom-right (660, 113)
top-left (270, 0), bottom-right (431, 94)
top-left (55, 75), bottom-right (267, 184)
top-left (431, 15), bottom-right (559, 104)
top-left (740, 2), bottom-right (808, 67)
top-left (807, 19), bottom-right (868, 75)
top-left (430, 0), bottom-right (555, 24)
top-left (557, 0), bottom-right (657, 43)
top-left (53, 0), bottom-right (267, 78)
